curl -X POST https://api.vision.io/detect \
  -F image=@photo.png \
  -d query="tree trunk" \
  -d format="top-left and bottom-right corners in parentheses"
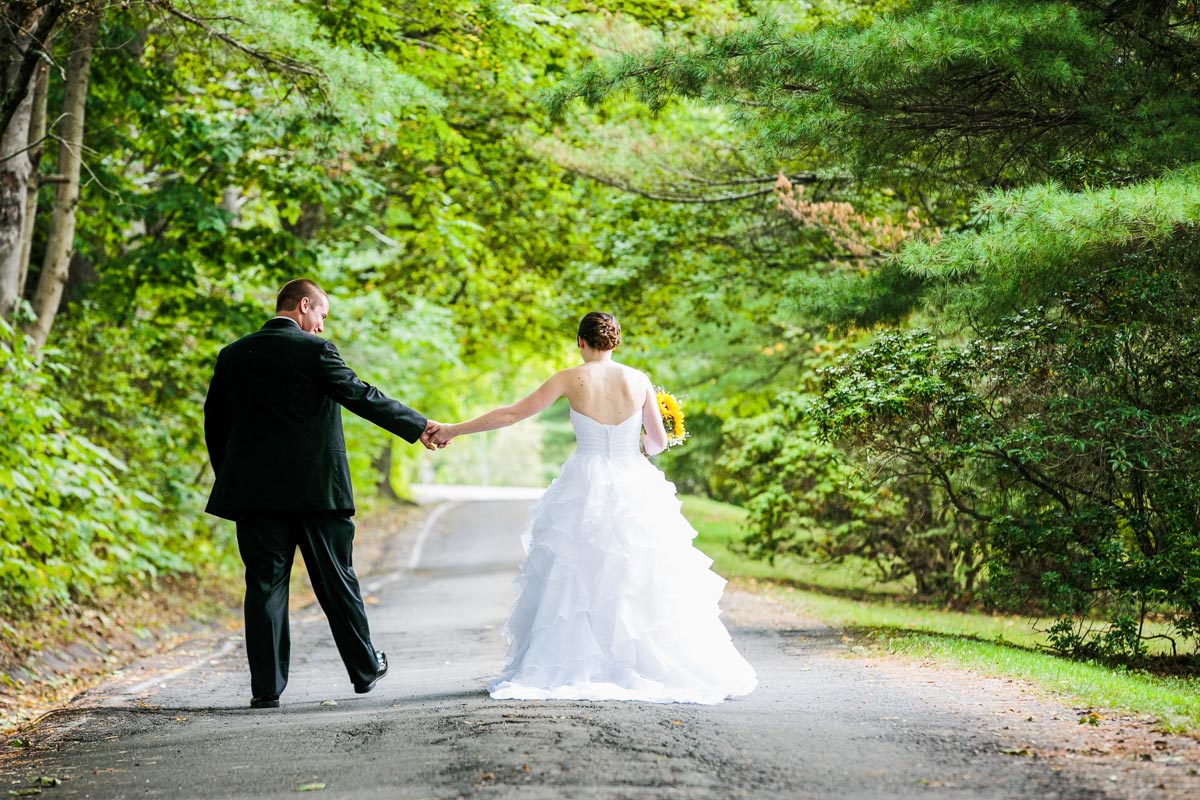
top-left (0, 69), bottom-right (35, 321)
top-left (16, 59), bottom-right (47, 300)
top-left (26, 13), bottom-right (98, 350)
top-left (282, 201), bottom-right (326, 241)
top-left (372, 444), bottom-right (398, 500)
top-left (0, 2), bottom-right (66, 139)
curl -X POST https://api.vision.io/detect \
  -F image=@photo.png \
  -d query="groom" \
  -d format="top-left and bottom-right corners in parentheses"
top-left (204, 279), bottom-right (442, 709)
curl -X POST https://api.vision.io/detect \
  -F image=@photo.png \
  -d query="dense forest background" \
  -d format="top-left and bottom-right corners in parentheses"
top-left (2, 0), bottom-right (1199, 663)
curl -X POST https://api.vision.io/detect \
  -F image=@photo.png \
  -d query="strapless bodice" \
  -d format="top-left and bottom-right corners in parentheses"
top-left (570, 408), bottom-right (642, 458)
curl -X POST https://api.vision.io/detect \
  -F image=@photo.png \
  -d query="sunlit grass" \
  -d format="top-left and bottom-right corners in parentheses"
top-left (773, 582), bottom-right (1046, 648)
top-left (682, 495), bottom-right (910, 597)
top-left (681, 494), bottom-right (1200, 733)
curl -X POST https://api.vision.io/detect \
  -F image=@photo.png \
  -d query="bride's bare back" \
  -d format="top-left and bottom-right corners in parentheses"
top-left (561, 361), bottom-right (646, 425)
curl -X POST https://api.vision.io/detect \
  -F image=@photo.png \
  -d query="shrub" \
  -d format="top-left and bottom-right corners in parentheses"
top-left (812, 260), bottom-right (1200, 656)
top-left (0, 318), bottom-right (203, 613)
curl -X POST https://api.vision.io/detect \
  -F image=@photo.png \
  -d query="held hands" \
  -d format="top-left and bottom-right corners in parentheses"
top-left (419, 420), bottom-right (459, 451)
top-left (420, 420), bottom-right (451, 451)
top-left (430, 423), bottom-right (456, 449)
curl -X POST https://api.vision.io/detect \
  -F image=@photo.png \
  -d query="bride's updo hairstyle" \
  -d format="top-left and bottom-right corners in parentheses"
top-left (578, 311), bottom-right (621, 351)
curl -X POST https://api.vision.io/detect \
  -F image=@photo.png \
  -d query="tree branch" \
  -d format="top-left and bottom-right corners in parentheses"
top-left (565, 166), bottom-right (791, 204)
top-left (149, 0), bottom-right (321, 78)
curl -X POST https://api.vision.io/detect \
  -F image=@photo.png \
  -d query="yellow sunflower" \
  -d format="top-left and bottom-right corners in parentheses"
top-left (654, 388), bottom-right (689, 447)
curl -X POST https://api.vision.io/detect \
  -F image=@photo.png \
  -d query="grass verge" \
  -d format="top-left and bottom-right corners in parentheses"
top-left (681, 494), bottom-right (1200, 734)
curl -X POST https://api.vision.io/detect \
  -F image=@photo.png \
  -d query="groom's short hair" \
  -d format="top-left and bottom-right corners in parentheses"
top-left (276, 279), bottom-right (327, 313)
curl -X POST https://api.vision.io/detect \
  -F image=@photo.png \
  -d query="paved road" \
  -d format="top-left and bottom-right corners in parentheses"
top-left (0, 495), bottom-right (1129, 799)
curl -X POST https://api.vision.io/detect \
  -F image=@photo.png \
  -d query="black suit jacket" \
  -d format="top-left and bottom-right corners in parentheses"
top-left (204, 317), bottom-right (427, 520)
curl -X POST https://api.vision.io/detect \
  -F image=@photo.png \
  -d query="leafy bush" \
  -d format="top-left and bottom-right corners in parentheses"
top-left (722, 386), bottom-right (988, 603)
top-left (0, 319), bottom-right (200, 612)
top-left (812, 258), bottom-right (1200, 657)
top-left (52, 301), bottom-right (217, 524)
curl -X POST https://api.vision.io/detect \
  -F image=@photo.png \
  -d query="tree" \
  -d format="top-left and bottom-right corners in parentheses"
top-left (552, 2), bottom-right (1200, 186)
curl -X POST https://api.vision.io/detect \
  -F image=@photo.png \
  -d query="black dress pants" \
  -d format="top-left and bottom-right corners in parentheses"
top-left (235, 513), bottom-right (379, 699)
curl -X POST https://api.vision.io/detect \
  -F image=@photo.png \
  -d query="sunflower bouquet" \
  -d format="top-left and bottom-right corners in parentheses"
top-left (655, 387), bottom-right (689, 448)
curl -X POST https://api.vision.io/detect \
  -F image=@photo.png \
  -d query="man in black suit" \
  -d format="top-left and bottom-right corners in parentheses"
top-left (204, 279), bottom-right (441, 709)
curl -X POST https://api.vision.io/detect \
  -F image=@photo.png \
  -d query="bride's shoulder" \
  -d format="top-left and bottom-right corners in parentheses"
top-left (614, 360), bottom-right (642, 376)
top-left (555, 363), bottom-right (586, 378)
top-left (617, 363), bottom-right (653, 388)
top-left (550, 364), bottom-right (588, 388)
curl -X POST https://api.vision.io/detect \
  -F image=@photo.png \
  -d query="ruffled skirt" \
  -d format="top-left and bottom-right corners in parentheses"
top-left (486, 452), bottom-right (758, 704)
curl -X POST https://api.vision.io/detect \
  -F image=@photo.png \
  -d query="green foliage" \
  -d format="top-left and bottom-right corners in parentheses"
top-left (721, 361), bottom-right (988, 603)
top-left (551, 1), bottom-right (1200, 189)
top-left (50, 302), bottom-right (216, 527)
top-left (812, 259), bottom-right (1200, 655)
top-left (212, 0), bottom-right (445, 124)
top-left (0, 319), bottom-right (200, 612)
top-left (901, 164), bottom-right (1200, 319)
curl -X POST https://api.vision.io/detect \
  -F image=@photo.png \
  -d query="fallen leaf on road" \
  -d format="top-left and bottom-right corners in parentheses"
top-left (294, 783), bottom-right (326, 792)
top-left (1001, 748), bottom-right (1031, 757)
top-left (31, 778), bottom-right (59, 787)
top-left (320, 700), bottom-right (337, 707)
top-left (670, 720), bottom-right (682, 726)
top-left (522, 764), bottom-right (531, 773)
top-left (9, 789), bottom-right (40, 797)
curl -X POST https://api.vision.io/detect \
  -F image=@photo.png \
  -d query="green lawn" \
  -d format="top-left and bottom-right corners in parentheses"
top-left (684, 495), bottom-right (911, 597)
top-left (680, 494), bottom-right (1200, 733)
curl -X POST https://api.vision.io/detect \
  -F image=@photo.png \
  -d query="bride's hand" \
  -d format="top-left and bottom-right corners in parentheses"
top-left (431, 423), bottom-right (457, 448)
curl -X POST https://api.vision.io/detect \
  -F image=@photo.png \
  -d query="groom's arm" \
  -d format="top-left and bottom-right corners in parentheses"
top-left (316, 340), bottom-right (427, 443)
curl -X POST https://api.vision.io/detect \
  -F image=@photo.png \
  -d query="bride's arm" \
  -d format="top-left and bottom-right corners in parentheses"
top-left (640, 381), bottom-right (669, 457)
top-left (437, 372), bottom-right (568, 443)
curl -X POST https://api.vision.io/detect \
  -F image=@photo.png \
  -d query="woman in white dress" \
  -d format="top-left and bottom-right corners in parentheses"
top-left (434, 312), bottom-right (757, 704)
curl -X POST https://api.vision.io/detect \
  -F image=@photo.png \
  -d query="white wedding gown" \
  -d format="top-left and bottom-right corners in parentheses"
top-left (486, 407), bottom-right (758, 704)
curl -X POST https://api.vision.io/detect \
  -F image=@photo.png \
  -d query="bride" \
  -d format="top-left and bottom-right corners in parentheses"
top-left (433, 312), bottom-right (757, 704)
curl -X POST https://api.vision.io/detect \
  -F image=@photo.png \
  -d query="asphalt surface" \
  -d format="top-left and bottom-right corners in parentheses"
top-left (0, 493), bottom-right (1146, 799)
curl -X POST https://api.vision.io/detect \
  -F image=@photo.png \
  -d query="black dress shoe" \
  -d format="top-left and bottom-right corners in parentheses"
top-left (354, 651), bottom-right (388, 694)
top-left (249, 696), bottom-right (280, 709)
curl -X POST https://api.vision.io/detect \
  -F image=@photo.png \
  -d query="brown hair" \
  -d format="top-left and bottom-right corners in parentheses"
top-left (577, 311), bottom-right (621, 350)
top-left (276, 279), bottom-right (327, 313)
